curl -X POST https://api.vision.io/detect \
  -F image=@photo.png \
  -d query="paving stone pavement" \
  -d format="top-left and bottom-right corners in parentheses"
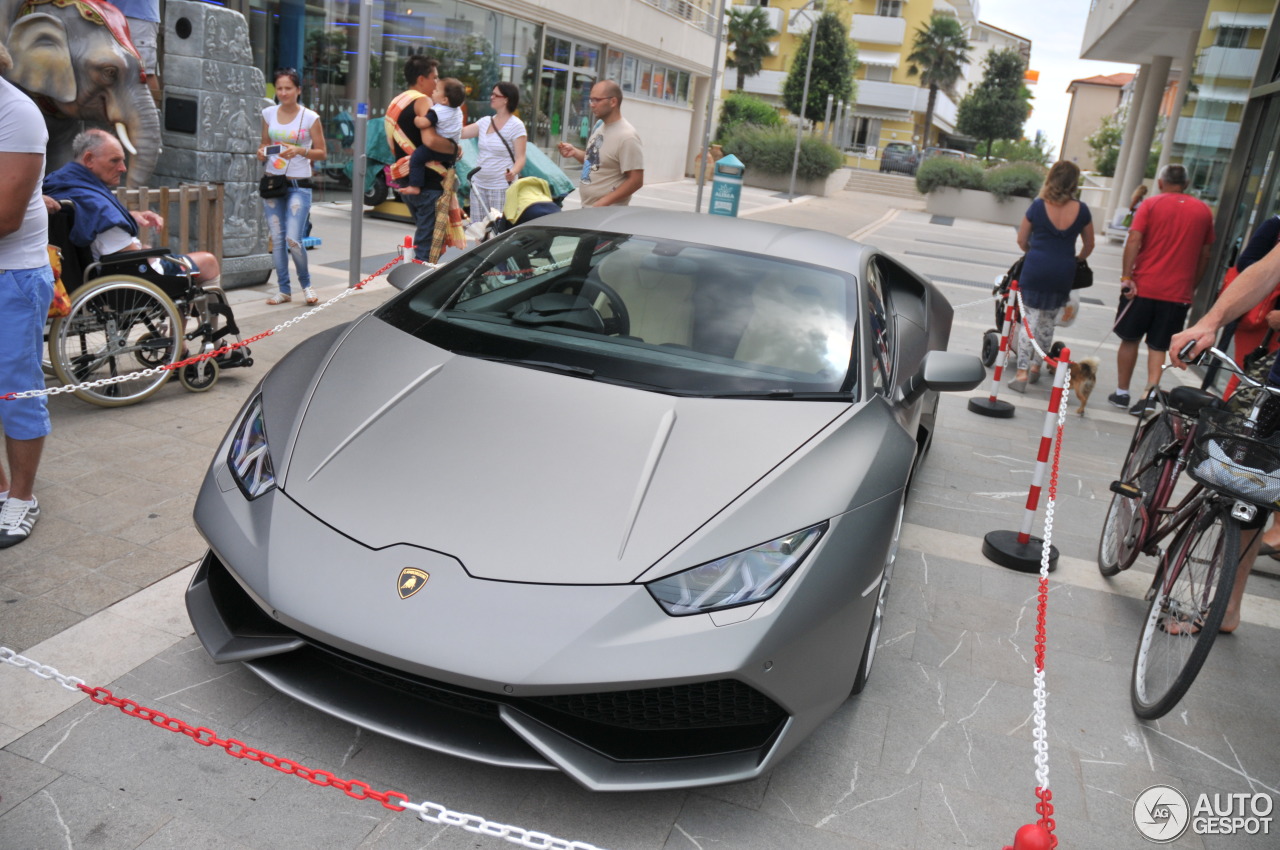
top-left (3, 177), bottom-right (1279, 849)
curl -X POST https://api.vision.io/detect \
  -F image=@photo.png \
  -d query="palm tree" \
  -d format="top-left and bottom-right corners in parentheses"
top-left (906, 13), bottom-right (971, 147)
top-left (726, 7), bottom-right (779, 92)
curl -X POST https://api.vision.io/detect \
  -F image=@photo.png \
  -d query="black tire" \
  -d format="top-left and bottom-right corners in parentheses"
top-left (1098, 412), bottom-right (1173, 576)
top-left (980, 330), bottom-right (1000, 367)
top-left (364, 171), bottom-right (389, 207)
top-left (1130, 500), bottom-right (1238, 719)
top-left (49, 276), bottom-right (183, 407)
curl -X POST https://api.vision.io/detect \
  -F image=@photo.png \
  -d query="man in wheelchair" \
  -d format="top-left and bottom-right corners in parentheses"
top-left (38, 128), bottom-right (251, 406)
top-left (42, 128), bottom-right (220, 291)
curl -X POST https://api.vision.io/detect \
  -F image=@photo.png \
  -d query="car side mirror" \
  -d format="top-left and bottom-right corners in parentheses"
top-left (902, 351), bottom-right (986, 405)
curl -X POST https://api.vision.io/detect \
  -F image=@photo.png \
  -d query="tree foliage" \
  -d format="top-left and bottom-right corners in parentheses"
top-left (906, 13), bottom-right (970, 147)
top-left (956, 49), bottom-right (1030, 159)
top-left (990, 133), bottom-right (1055, 165)
top-left (783, 11), bottom-right (857, 124)
top-left (726, 7), bottom-right (778, 92)
top-left (1086, 112), bottom-right (1124, 176)
top-left (718, 92), bottom-right (782, 142)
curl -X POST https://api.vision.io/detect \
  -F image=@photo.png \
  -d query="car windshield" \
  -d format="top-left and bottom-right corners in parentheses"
top-left (376, 225), bottom-right (857, 398)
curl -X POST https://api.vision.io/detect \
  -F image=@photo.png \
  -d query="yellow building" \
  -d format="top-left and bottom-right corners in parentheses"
top-left (729, 0), bottom-right (991, 151)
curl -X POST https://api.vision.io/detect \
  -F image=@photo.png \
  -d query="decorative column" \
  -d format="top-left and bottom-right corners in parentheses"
top-left (1106, 64), bottom-right (1151, 227)
top-left (1117, 54), bottom-right (1172, 216)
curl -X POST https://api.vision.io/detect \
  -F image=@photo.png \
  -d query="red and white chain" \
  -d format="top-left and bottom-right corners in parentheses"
top-left (2, 646), bottom-right (605, 850)
top-left (1013, 289), bottom-right (1069, 369)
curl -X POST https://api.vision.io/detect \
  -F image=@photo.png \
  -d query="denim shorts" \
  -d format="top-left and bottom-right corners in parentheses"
top-left (0, 265), bottom-right (55, 440)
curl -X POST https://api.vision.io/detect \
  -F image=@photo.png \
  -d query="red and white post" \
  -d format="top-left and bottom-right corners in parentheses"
top-left (982, 346), bottom-right (1070, 573)
top-left (969, 280), bottom-right (1018, 418)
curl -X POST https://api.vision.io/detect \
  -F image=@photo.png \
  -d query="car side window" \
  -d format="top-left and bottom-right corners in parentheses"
top-left (864, 259), bottom-right (892, 393)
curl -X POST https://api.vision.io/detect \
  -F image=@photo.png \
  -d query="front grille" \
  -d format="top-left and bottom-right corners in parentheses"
top-left (527, 680), bottom-right (784, 731)
top-left (205, 551), bottom-right (787, 763)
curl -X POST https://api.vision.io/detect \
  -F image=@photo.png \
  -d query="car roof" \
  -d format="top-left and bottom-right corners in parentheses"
top-left (532, 208), bottom-right (871, 272)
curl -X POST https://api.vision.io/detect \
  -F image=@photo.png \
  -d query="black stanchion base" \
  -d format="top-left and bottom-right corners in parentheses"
top-left (968, 397), bottom-right (1015, 418)
top-left (983, 530), bottom-right (1058, 573)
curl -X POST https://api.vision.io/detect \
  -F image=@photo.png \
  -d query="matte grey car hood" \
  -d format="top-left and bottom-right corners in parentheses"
top-left (280, 318), bottom-right (848, 585)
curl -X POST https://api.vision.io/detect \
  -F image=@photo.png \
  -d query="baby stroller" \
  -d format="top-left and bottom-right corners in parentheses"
top-left (477, 176), bottom-right (565, 243)
top-left (981, 256), bottom-right (1022, 367)
top-left (45, 201), bottom-right (253, 407)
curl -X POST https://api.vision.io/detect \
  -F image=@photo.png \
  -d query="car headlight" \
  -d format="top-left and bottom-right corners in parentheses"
top-left (228, 395), bottom-right (276, 499)
top-left (646, 523), bottom-right (828, 616)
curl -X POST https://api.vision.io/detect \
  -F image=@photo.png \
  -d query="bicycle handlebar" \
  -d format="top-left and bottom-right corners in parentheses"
top-left (1190, 346), bottom-right (1280, 398)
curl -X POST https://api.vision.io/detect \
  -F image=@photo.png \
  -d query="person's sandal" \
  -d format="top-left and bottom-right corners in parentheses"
top-left (304, 288), bottom-right (319, 305)
top-left (266, 292), bottom-right (291, 305)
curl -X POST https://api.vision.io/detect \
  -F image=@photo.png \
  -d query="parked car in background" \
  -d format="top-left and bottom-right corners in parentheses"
top-left (187, 208), bottom-right (986, 792)
top-left (921, 147), bottom-right (970, 163)
top-left (879, 142), bottom-right (920, 175)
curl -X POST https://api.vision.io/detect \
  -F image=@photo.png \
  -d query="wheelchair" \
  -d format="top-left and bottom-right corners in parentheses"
top-left (45, 202), bottom-right (253, 407)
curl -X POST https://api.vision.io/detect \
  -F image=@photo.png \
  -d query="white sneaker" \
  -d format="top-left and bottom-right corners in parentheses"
top-left (0, 496), bottom-right (39, 548)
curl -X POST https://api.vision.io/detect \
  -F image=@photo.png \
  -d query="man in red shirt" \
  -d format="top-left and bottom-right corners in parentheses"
top-left (1109, 164), bottom-right (1215, 415)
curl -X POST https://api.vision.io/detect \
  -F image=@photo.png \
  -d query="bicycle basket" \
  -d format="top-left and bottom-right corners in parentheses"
top-left (1188, 406), bottom-right (1280, 508)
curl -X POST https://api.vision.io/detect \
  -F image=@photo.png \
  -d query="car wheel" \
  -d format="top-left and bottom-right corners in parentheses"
top-left (981, 330), bottom-right (1000, 367)
top-left (365, 172), bottom-right (389, 207)
top-left (852, 501), bottom-right (905, 695)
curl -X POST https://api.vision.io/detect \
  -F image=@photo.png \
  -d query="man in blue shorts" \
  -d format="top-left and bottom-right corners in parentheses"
top-left (0, 44), bottom-right (55, 548)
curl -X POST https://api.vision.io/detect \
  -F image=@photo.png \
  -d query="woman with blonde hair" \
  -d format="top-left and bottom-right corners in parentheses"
top-left (1008, 160), bottom-right (1094, 390)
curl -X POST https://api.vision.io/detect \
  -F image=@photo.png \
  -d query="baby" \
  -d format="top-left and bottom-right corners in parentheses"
top-left (399, 77), bottom-right (466, 196)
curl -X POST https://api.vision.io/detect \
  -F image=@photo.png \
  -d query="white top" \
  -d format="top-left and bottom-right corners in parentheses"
top-left (432, 103), bottom-right (462, 142)
top-left (473, 115), bottom-right (526, 190)
top-left (0, 78), bottom-right (49, 269)
top-left (262, 104), bottom-right (320, 179)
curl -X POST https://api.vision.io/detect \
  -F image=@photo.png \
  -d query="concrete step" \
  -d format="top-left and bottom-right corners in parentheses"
top-left (844, 169), bottom-right (923, 199)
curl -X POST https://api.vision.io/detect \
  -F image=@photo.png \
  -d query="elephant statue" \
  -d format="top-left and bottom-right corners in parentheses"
top-left (0, 0), bottom-right (161, 186)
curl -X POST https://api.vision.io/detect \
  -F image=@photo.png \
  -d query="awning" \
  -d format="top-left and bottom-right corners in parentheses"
top-left (860, 51), bottom-right (901, 68)
top-left (1208, 11), bottom-right (1270, 29)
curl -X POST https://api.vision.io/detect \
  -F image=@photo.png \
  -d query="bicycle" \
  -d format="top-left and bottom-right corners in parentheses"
top-left (1097, 345), bottom-right (1280, 719)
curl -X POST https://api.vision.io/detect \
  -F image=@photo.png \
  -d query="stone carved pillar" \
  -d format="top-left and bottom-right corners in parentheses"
top-left (156, 0), bottom-right (272, 288)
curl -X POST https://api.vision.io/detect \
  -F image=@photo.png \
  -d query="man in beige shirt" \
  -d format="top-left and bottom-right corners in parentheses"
top-left (558, 81), bottom-right (644, 207)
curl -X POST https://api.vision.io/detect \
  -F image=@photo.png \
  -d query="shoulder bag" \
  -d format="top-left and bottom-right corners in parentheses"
top-left (1071, 258), bottom-right (1093, 290)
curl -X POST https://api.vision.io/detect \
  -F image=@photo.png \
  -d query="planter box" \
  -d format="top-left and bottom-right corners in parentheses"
top-left (743, 167), bottom-right (851, 198)
top-left (925, 187), bottom-right (1031, 227)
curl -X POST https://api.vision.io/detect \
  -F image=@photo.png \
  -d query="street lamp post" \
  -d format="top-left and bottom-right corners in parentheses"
top-left (695, 0), bottom-right (729, 213)
top-left (788, 0), bottom-right (821, 199)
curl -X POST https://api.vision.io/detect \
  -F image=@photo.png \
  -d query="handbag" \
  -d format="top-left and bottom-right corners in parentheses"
top-left (258, 173), bottom-right (288, 198)
top-left (1071, 258), bottom-right (1093, 290)
top-left (46, 245), bottom-right (70, 319)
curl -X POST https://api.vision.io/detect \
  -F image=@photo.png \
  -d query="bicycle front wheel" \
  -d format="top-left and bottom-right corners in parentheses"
top-left (1099, 411), bottom-right (1173, 576)
top-left (1130, 499), bottom-right (1238, 719)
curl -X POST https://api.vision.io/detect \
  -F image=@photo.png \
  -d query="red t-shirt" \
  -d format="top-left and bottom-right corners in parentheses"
top-left (1131, 191), bottom-right (1215, 303)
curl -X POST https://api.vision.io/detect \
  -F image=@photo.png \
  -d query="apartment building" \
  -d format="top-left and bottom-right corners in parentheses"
top-left (730, 0), bottom-right (1010, 153)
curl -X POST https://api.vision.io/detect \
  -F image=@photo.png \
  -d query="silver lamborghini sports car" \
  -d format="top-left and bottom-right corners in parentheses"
top-left (188, 208), bottom-right (983, 791)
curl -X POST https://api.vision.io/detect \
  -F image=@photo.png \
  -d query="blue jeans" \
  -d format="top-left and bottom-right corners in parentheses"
top-left (263, 186), bottom-right (312, 294)
top-left (0, 265), bottom-right (55, 440)
top-left (403, 189), bottom-right (442, 262)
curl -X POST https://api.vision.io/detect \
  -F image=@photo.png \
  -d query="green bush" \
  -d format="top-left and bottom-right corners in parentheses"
top-left (720, 124), bottom-right (844, 180)
top-left (983, 161), bottom-right (1047, 200)
top-left (915, 157), bottom-right (985, 194)
top-left (717, 93), bottom-right (782, 140)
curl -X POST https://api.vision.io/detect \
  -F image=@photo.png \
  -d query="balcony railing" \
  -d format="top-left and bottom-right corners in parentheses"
top-left (640, 0), bottom-right (718, 34)
top-left (1196, 46), bottom-right (1262, 81)
top-left (850, 14), bottom-right (906, 46)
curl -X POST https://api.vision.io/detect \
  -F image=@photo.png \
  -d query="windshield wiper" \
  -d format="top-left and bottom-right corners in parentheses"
top-left (700, 389), bottom-right (851, 400)
top-left (474, 355), bottom-right (596, 380)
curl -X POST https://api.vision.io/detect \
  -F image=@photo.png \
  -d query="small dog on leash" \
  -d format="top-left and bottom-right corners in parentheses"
top-left (1049, 342), bottom-right (1099, 415)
